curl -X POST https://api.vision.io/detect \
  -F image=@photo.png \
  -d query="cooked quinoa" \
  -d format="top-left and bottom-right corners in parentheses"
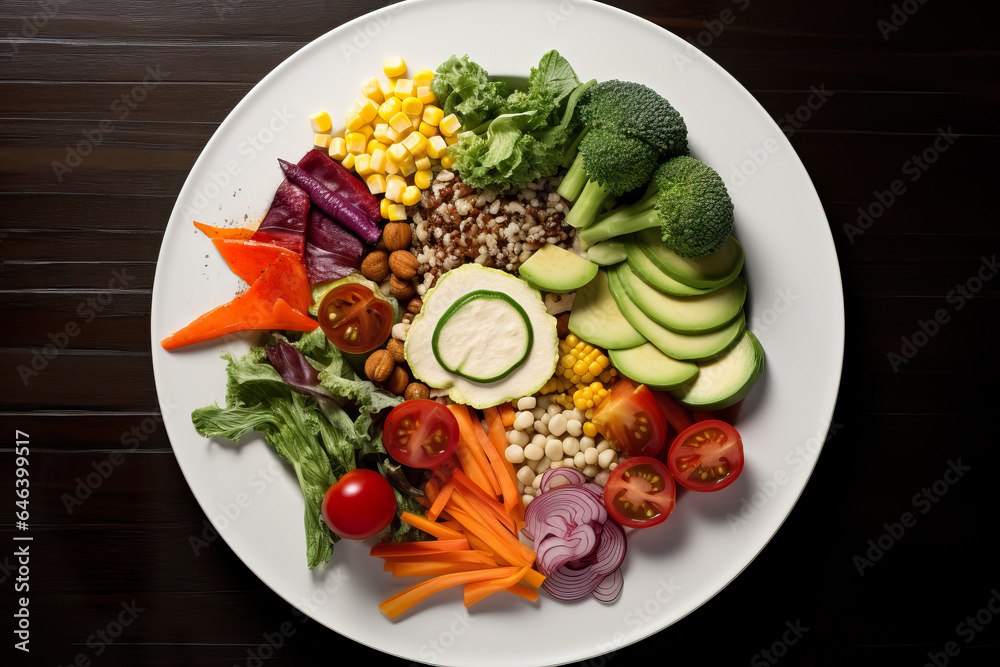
top-left (407, 169), bottom-right (577, 294)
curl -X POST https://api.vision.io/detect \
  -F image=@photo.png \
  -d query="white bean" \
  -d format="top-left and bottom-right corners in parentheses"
top-left (593, 470), bottom-right (611, 487)
top-left (562, 436), bottom-right (581, 457)
top-left (564, 408), bottom-right (585, 423)
top-left (540, 413), bottom-right (551, 425)
top-left (584, 448), bottom-right (599, 465)
top-left (580, 436), bottom-right (596, 450)
top-left (517, 397), bottom-right (537, 411)
top-left (524, 486), bottom-right (537, 497)
top-left (609, 461), bottom-right (617, 470)
top-left (582, 464), bottom-right (599, 478)
top-left (596, 439), bottom-right (611, 453)
top-left (598, 448), bottom-right (616, 469)
top-left (534, 420), bottom-right (550, 436)
top-left (563, 457), bottom-right (576, 468)
top-left (531, 474), bottom-right (543, 489)
top-left (547, 404), bottom-right (562, 417)
top-left (544, 439), bottom-right (564, 461)
top-left (531, 406), bottom-right (546, 420)
top-left (522, 494), bottom-right (533, 506)
top-left (516, 466), bottom-right (535, 485)
top-left (507, 429), bottom-right (529, 446)
top-left (548, 414), bottom-right (568, 437)
top-left (531, 433), bottom-right (547, 447)
top-left (535, 457), bottom-right (551, 473)
top-left (566, 419), bottom-right (583, 437)
top-left (549, 459), bottom-right (563, 469)
top-left (513, 410), bottom-right (534, 431)
top-left (523, 443), bottom-right (544, 461)
top-left (505, 445), bottom-right (525, 464)
top-left (573, 452), bottom-right (586, 469)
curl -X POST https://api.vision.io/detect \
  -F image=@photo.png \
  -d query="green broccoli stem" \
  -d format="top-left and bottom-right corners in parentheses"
top-left (565, 178), bottom-right (611, 228)
top-left (560, 126), bottom-right (589, 169)
top-left (579, 192), bottom-right (660, 245)
top-left (557, 149), bottom-right (589, 201)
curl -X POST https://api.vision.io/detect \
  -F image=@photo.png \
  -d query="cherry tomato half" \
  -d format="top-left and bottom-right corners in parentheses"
top-left (383, 400), bottom-right (459, 469)
top-left (666, 419), bottom-right (745, 492)
top-left (321, 469), bottom-right (396, 540)
top-left (603, 456), bottom-right (676, 529)
top-left (317, 283), bottom-right (393, 354)
top-left (592, 378), bottom-right (670, 457)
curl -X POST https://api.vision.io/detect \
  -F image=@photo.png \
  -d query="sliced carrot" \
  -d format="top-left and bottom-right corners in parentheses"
top-left (520, 568), bottom-right (546, 589)
top-left (439, 519), bottom-right (464, 534)
top-left (498, 402), bottom-right (517, 428)
top-left (448, 491), bottom-right (534, 567)
top-left (501, 583), bottom-right (539, 602)
top-left (376, 550), bottom-right (496, 565)
top-left (400, 511), bottom-right (465, 541)
top-left (193, 220), bottom-right (257, 240)
top-left (383, 560), bottom-right (394, 573)
top-left (392, 561), bottom-right (494, 577)
top-left (424, 478), bottom-right (440, 503)
top-left (369, 538), bottom-right (469, 558)
top-left (448, 404), bottom-right (501, 497)
top-left (463, 566), bottom-right (530, 606)
top-left (379, 567), bottom-right (521, 619)
top-left (427, 482), bottom-right (454, 522)
top-left (483, 407), bottom-right (527, 528)
top-left (211, 238), bottom-right (297, 287)
top-left (451, 469), bottom-right (516, 534)
top-left (463, 532), bottom-right (499, 563)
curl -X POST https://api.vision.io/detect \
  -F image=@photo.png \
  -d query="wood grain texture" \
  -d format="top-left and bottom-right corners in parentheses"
top-left (1, 0), bottom-right (998, 665)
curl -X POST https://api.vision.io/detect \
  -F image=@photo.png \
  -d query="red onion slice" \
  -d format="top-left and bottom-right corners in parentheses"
top-left (593, 569), bottom-right (625, 603)
top-left (540, 520), bottom-right (626, 601)
top-left (539, 467), bottom-right (586, 492)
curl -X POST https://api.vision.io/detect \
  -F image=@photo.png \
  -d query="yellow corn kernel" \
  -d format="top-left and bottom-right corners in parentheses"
top-left (367, 139), bottom-right (388, 154)
top-left (418, 121), bottom-right (439, 137)
top-left (355, 98), bottom-right (378, 124)
top-left (583, 421), bottom-right (598, 438)
top-left (415, 86), bottom-right (436, 105)
top-left (341, 152), bottom-right (356, 171)
top-left (345, 111), bottom-right (367, 132)
top-left (309, 111), bottom-right (332, 133)
top-left (440, 154), bottom-right (456, 169)
top-left (414, 155), bottom-right (432, 171)
top-left (426, 135), bottom-right (448, 159)
top-left (384, 178), bottom-right (406, 202)
top-left (354, 153), bottom-right (373, 176)
top-left (360, 77), bottom-right (384, 104)
top-left (413, 69), bottom-right (434, 86)
top-left (356, 123), bottom-right (374, 140)
top-left (385, 159), bottom-right (399, 175)
top-left (397, 154), bottom-right (416, 177)
top-left (387, 203), bottom-right (407, 221)
top-left (401, 131), bottom-right (427, 157)
top-left (366, 173), bottom-right (387, 195)
top-left (382, 56), bottom-right (407, 78)
top-left (422, 105), bottom-right (444, 127)
top-left (369, 148), bottom-right (388, 174)
top-left (445, 134), bottom-right (459, 145)
top-left (387, 173), bottom-right (407, 187)
top-left (387, 125), bottom-right (410, 143)
top-left (414, 169), bottom-right (433, 190)
top-left (328, 137), bottom-right (348, 160)
top-left (379, 197), bottom-right (392, 219)
top-left (389, 111), bottom-right (412, 134)
top-left (378, 97), bottom-right (402, 123)
top-left (345, 132), bottom-right (367, 155)
top-left (400, 185), bottom-right (422, 207)
top-left (378, 77), bottom-right (395, 99)
top-left (438, 113), bottom-right (461, 137)
top-left (386, 143), bottom-right (409, 165)
top-left (410, 114), bottom-right (421, 131)
top-left (401, 97), bottom-right (423, 117)
top-left (393, 78), bottom-right (414, 99)
top-left (373, 123), bottom-right (392, 144)
top-left (313, 133), bottom-right (333, 149)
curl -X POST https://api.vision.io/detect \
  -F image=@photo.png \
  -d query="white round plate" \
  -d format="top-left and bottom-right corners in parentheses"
top-left (151, 0), bottom-right (844, 664)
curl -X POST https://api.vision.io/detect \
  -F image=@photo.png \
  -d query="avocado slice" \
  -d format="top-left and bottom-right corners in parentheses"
top-left (518, 243), bottom-right (598, 293)
top-left (611, 263), bottom-right (747, 334)
top-left (568, 270), bottom-right (646, 350)
top-left (669, 330), bottom-right (765, 410)
top-left (625, 239), bottom-right (716, 296)
top-left (608, 343), bottom-right (698, 390)
top-left (586, 241), bottom-right (627, 266)
top-left (637, 229), bottom-right (744, 290)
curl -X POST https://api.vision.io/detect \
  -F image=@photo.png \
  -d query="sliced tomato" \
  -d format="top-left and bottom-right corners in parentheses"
top-left (384, 400), bottom-right (459, 469)
top-left (667, 419), bottom-right (744, 492)
top-left (592, 378), bottom-right (670, 457)
top-left (651, 390), bottom-right (694, 433)
top-left (321, 469), bottom-right (396, 540)
top-left (603, 456), bottom-right (676, 529)
top-left (317, 283), bottom-right (393, 354)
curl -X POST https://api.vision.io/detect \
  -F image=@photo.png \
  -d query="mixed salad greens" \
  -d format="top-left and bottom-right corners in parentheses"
top-left (163, 49), bottom-right (765, 618)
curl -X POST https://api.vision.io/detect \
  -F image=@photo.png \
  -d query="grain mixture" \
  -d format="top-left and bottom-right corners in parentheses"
top-left (406, 169), bottom-right (576, 294)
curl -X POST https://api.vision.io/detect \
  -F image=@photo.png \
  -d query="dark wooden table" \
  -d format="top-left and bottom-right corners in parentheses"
top-left (2, 1), bottom-right (997, 665)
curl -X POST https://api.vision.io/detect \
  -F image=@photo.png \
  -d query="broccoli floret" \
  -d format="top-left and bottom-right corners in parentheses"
top-left (557, 80), bottom-right (688, 228)
top-left (578, 156), bottom-right (734, 258)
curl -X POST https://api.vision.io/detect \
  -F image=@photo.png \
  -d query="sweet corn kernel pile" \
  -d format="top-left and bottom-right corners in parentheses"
top-left (538, 334), bottom-right (617, 410)
top-left (309, 57), bottom-right (461, 221)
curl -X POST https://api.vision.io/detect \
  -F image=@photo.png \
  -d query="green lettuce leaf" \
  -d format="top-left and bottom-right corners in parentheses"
top-left (431, 54), bottom-right (508, 130)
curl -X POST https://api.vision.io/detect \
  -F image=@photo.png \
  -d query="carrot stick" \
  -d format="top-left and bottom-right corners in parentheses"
top-left (399, 511), bottom-right (465, 541)
top-left (483, 407), bottom-right (527, 528)
top-left (383, 560), bottom-right (394, 573)
top-left (392, 561), bottom-right (494, 577)
top-left (378, 567), bottom-right (522, 619)
top-left (424, 478), bottom-right (440, 503)
top-left (463, 566), bottom-right (530, 606)
top-left (369, 539), bottom-right (469, 558)
top-left (448, 491), bottom-right (534, 567)
top-left (520, 568), bottom-right (546, 589)
top-left (427, 482), bottom-right (454, 522)
top-left (475, 411), bottom-right (523, 519)
top-left (502, 583), bottom-right (539, 602)
top-left (498, 402), bottom-right (517, 427)
top-left (377, 550), bottom-right (496, 565)
top-left (451, 469), bottom-right (516, 534)
top-left (447, 405), bottom-right (501, 497)
top-left (463, 533), bottom-right (500, 564)
top-left (440, 519), bottom-right (464, 533)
